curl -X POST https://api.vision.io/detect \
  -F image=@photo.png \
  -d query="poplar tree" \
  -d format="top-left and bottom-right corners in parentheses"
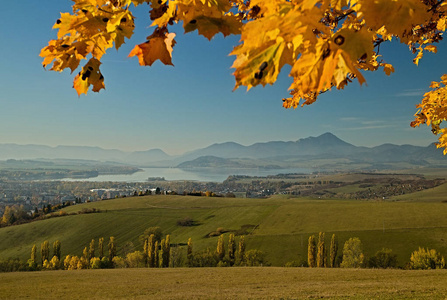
top-left (53, 240), bottom-right (61, 260)
top-left (108, 236), bottom-right (116, 262)
top-left (30, 244), bottom-right (37, 266)
top-left (159, 238), bottom-right (165, 268)
top-left (317, 232), bottom-right (326, 268)
top-left (238, 236), bottom-right (246, 266)
top-left (41, 240), bottom-right (49, 265)
top-left (148, 234), bottom-right (155, 268)
top-left (217, 234), bottom-right (225, 262)
top-left (308, 235), bottom-right (316, 268)
top-left (98, 237), bottom-right (104, 259)
top-left (154, 241), bottom-right (160, 268)
top-left (162, 235), bottom-right (171, 268)
top-left (143, 237), bottom-right (149, 266)
top-left (187, 238), bottom-right (193, 267)
top-left (228, 233), bottom-right (236, 266)
top-left (88, 239), bottom-right (95, 261)
top-left (330, 234), bottom-right (338, 268)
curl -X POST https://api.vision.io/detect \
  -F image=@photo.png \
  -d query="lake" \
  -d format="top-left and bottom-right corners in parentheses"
top-left (62, 167), bottom-right (314, 183)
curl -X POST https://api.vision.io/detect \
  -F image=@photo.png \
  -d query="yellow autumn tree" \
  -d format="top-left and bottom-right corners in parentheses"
top-left (41, 0), bottom-right (447, 151)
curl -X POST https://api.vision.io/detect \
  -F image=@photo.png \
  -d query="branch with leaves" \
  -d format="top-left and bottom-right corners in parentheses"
top-left (41, 0), bottom-right (447, 151)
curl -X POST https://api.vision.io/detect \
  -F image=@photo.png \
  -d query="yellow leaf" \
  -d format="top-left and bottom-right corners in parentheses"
top-left (425, 45), bottom-right (437, 54)
top-left (176, 0), bottom-right (241, 40)
top-left (381, 63), bottom-right (395, 76)
top-left (73, 58), bottom-right (105, 96)
top-left (231, 38), bottom-right (290, 91)
top-left (354, 0), bottom-right (431, 36)
top-left (128, 29), bottom-right (176, 66)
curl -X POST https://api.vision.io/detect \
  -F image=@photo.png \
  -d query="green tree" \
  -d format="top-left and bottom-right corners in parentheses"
top-left (98, 237), bottom-right (104, 259)
top-left (41, 241), bottom-right (49, 265)
top-left (410, 247), bottom-right (446, 270)
top-left (217, 234), bottom-right (225, 263)
top-left (228, 233), bottom-right (236, 266)
top-left (369, 248), bottom-right (398, 269)
top-left (329, 234), bottom-right (338, 268)
top-left (108, 236), bottom-right (116, 262)
top-left (308, 235), bottom-right (316, 268)
top-left (341, 237), bottom-right (364, 268)
top-left (317, 232), bottom-right (326, 268)
top-left (53, 240), bottom-right (61, 260)
top-left (187, 238), bottom-right (193, 267)
top-left (88, 239), bottom-right (95, 261)
top-left (139, 227), bottom-right (163, 245)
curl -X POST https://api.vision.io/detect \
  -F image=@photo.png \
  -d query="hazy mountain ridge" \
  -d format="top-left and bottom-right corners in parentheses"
top-left (0, 133), bottom-right (445, 170)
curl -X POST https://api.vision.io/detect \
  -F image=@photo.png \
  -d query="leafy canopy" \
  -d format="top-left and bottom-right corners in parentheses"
top-left (41, 0), bottom-right (447, 151)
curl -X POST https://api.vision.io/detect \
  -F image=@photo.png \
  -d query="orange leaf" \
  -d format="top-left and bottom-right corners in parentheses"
top-left (128, 29), bottom-right (176, 66)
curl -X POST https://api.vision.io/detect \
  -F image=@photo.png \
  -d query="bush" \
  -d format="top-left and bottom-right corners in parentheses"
top-left (244, 250), bottom-right (266, 267)
top-left (284, 260), bottom-right (308, 268)
top-left (126, 251), bottom-right (146, 268)
top-left (176, 217), bottom-right (196, 227)
top-left (112, 256), bottom-right (126, 268)
top-left (368, 248), bottom-right (398, 269)
top-left (90, 257), bottom-right (101, 269)
top-left (0, 259), bottom-right (28, 272)
top-left (409, 247), bottom-right (446, 270)
top-left (192, 249), bottom-right (218, 267)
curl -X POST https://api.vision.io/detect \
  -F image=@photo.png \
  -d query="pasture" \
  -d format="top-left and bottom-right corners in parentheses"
top-left (1, 193), bottom-right (447, 267)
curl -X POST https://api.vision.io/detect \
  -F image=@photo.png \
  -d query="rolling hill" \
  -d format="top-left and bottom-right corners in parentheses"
top-left (1, 194), bottom-right (447, 267)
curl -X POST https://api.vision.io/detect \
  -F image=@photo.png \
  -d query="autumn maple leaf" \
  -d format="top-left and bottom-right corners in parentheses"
top-left (128, 28), bottom-right (176, 66)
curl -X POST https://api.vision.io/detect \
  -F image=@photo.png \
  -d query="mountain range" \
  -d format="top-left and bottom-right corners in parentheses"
top-left (0, 133), bottom-right (446, 170)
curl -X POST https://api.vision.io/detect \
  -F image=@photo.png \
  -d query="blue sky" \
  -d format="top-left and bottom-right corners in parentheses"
top-left (1, 1), bottom-right (446, 155)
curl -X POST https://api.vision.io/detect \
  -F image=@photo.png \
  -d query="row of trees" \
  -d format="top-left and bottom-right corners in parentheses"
top-left (306, 233), bottom-right (446, 270)
top-left (19, 230), bottom-right (265, 272)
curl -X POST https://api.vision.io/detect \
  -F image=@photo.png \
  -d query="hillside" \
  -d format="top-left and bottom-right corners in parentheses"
top-left (1, 194), bottom-right (447, 267)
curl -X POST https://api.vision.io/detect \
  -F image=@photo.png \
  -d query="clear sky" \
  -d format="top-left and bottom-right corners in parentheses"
top-left (1, 2), bottom-right (446, 155)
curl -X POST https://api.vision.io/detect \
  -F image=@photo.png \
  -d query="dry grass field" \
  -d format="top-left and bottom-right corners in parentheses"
top-left (1, 267), bottom-right (447, 299)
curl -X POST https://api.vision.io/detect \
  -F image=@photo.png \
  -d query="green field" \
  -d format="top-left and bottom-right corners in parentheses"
top-left (1, 267), bottom-right (447, 299)
top-left (1, 194), bottom-right (447, 267)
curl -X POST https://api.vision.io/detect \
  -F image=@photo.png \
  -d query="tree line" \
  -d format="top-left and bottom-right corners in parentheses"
top-left (301, 232), bottom-right (446, 270)
top-left (1, 230), bottom-right (445, 272)
top-left (0, 227), bottom-right (266, 272)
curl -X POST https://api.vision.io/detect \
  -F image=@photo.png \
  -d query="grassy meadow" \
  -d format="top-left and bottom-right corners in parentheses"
top-left (1, 267), bottom-right (447, 299)
top-left (1, 191), bottom-right (447, 266)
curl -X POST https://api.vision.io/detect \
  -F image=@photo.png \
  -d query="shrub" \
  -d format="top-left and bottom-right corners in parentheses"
top-left (284, 260), bottom-right (308, 267)
top-left (112, 256), bottom-right (126, 268)
top-left (68, 256), bottom-right (79, 270)
top-left (126, 251), bottom-right (146, 268)
top-left (49, 256), bottom-right (60, 270)
top-left (90, 257), bottom-right (101, 269)
top-left (369, 248), bottom-right (398, 269)
top-left (409, 247), bottom-right (446, 270)
top-left (192, 248), bottom-right (218, 267)
top-left (245, 250), bottom-right (266, 267)
top-left (177, 217), bottom-right (196, 227)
